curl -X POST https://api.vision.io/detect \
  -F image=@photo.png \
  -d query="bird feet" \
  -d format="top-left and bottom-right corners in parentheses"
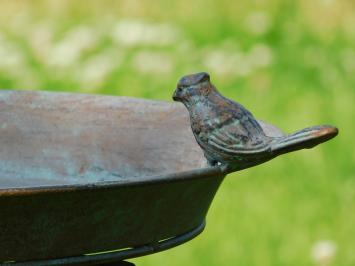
top-left (206, 157), bottom-right (231, 173)
top-left (207, 159), bottom-right (219, 167)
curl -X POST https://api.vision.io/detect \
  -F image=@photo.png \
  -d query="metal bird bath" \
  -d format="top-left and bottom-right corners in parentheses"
top-left (0, 90), bottom-right (335, 266)
top-left (0, 90), bottom-right (226, 266)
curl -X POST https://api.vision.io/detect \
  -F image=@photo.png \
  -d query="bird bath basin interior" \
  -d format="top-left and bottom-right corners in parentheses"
top-left (0, 90), bottom-right (226, 265)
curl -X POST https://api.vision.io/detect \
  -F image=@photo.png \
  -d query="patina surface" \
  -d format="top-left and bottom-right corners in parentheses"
top-left (0, 90), bottom-right (222, 263)
top-left (0, 90), bottom-right (207, 188)
top-left (0, 88), bottom-right (337, 265)
top-left (173, 72), bottom-right (338, 172)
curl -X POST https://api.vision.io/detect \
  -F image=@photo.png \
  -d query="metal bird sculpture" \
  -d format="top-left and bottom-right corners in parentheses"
top-left (172, 72), bottom-right (338, 173)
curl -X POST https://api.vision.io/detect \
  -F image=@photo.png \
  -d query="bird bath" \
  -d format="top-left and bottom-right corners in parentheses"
top-left (0, 90), bottom-right (336, 265)
top-left (0, 90), bottom-right (225, 266)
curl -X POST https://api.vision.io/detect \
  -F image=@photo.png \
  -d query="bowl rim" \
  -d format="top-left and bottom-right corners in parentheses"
top-left (0, 166), bottom-right (224, 196)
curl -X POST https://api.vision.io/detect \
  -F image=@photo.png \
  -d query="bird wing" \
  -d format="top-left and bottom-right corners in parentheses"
top-left (205, 116), bottom-right (272, 156)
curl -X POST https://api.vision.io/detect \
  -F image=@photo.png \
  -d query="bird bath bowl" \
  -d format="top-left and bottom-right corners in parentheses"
top-left (0, 90), bottom-right (225, 266)
top-left (0, 90), bottom-right (336, 266)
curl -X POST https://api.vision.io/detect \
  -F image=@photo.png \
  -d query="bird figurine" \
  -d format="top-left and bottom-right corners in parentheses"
top-left (172, 72), bottom-right (338, 173)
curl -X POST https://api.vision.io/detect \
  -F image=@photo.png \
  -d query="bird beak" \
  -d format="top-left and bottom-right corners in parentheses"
top-left (172, 88), bottom-right (181, 101)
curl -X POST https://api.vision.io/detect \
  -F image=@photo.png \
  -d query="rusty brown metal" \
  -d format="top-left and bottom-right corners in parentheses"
top-left (173, 72), bottom-right (338, 172)
top-left (0, 89), bottom-right (337, 265)
top-left (0, 90), bottom-right (225, 264)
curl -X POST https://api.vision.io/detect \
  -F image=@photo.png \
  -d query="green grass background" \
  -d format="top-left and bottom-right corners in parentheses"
top-left (0, 1), bottom-right (354, 265)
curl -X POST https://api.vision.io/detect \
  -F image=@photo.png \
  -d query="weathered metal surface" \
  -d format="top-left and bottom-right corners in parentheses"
top-left (0, 89), bottom-right (316, 264)
top-left (0, 176), bottom-right (222, 263)
top-left (4, 221), bottom-right (205, 266)
top-left (0, 90), bottom-right (207, 187)
top-left (173, 72), bottom-right (338, 172)
top-left (0, 90), bottom-right (224, 263)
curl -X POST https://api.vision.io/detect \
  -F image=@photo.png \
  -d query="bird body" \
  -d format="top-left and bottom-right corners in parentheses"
top-left (173, 72), bottom-right (338, 172)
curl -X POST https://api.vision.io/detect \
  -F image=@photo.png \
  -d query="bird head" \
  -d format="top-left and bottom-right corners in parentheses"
top-left (173, 72), bottom-right (213, 104)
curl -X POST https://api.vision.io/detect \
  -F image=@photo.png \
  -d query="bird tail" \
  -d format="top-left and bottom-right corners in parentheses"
top-left (271, 125), bottom-right (338, 156)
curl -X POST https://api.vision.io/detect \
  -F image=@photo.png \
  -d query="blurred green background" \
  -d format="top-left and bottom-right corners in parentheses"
top-left (0, 0), bottom-right (354, 265)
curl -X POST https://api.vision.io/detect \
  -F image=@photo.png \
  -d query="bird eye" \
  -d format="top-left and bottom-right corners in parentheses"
top-left (200, 73), bottom-right (210, 83)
